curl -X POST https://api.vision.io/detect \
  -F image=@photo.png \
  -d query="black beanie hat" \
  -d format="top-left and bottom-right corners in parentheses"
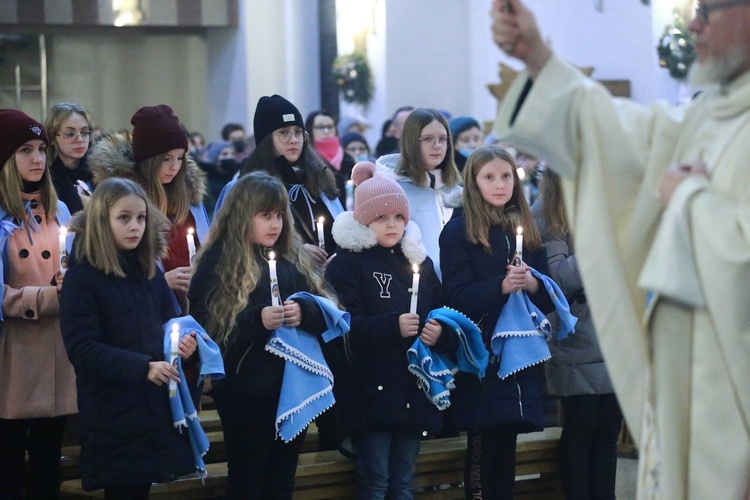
top-left (0, 109), bottom-right (48, 169)
top-left (130, 104), bottom-right (189, 161)
top-left (253, 95), bottom-right (304, 146)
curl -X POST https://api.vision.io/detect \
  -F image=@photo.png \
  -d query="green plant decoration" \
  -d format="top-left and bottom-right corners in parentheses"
top-left (333, 52), bottom-right (374, 107)
top-left (657, 14), bottom-right (696, 80)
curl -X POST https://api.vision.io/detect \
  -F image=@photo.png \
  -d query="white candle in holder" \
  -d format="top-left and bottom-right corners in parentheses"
top-left (58, 226), bottom-right (68, 275)
top-left (186, 228), bottom-right (197, 267)
top-left (269, 251), bottom-right (281, 307)
top-left (409, 264), bottom-right (420, 314)
top-left (316, 217), bottom-right (326, 250)
top-left (169, 324), bottom-right (179, 398)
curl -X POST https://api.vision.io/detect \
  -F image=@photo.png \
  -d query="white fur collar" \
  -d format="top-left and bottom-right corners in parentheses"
top-left (332, 212), bottom-right (427, 265)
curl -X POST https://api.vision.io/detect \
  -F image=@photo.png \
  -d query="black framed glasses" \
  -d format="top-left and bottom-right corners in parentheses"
top-left (57, 130), bottom-right (93, 143)
top-left (695, 0), bottom-right (750, 23)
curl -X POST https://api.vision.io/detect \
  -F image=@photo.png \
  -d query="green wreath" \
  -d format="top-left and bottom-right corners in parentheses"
top-left (333, 52), bottom-right (373, 107)
top-left (657, 14), bottom-right (695, 80)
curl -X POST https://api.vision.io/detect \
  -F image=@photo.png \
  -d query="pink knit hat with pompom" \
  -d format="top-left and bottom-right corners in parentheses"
top-left (351, 161), bottom-right (409, 226)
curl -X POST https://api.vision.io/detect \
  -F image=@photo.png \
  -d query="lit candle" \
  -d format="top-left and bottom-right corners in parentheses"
top-left (516, 226), bottom-right (523, 266)
top-left (58, 226), bottom-right (68, 275)
top-left (409, 264), bottom-right (420, 314)
top-left (316, 217), bottom-right (326, 250)
top-left (345, 180), bottom-right (355, 211)
top-left (186, 228), bottom-right (197, 267)
top-left (269, 251), bottom-right (281, 307)
top-left (169, 324), bottom-right (179, 398)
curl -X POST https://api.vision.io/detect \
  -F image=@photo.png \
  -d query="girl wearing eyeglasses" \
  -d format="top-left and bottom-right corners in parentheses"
top-left (45, 102), bottom-right (96, 214)
top-left (87, 105), bottom-right (209, 315)
top-left (215, 95), bottom-right (344, 268)
top-left (305, 109), bottom-right (356, 207)
top-left (376, 108), bottom-right (463, 282)
top-left (0, 109), bottom-right (77, 498)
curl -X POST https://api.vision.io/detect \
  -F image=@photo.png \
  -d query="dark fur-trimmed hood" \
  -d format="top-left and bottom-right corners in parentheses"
top-left (88, 131), bottom-right (207, 206)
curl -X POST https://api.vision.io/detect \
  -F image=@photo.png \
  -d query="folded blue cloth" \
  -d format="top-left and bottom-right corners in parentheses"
top-left (491, 268), bottom-right (577, 379)
top-left (265, 292), bottom-right (350, 442)
top-left (407, 307), bottom-right (489, 409)
top-left (162, 315), bottom-right (225, 480)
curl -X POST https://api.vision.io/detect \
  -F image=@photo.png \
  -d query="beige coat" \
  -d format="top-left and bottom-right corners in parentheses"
top-left (495, 54), bottom-right (750, 499)
top-left (0, 192), bottom-right (77, 419)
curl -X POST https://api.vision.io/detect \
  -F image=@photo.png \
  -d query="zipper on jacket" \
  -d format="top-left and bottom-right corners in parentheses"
top-left (515, 376), bottom-right (524, 420)
top-left (235, 342), bottom-right (254, 374)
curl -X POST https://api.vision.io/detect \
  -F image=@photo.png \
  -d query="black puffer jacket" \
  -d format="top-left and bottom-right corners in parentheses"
top-left (439, 216), bottom-right (553, 432)
top-left (60, 251), bottom-right (194, 491)
top-left (326, 214), bottom-right (453, 438)
top-left (187, 243), bottom-right (326, 400)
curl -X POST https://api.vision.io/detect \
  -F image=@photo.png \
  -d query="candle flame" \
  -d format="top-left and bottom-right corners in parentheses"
top-left (60, 226), bottom-right (67, 236)
top-left (268, 251), bottom-right (275, 261)
top-left (188, 228), bottom-right (194, 235)
top-left (412, 264), bottom-right (419, 273)
top-left (318, 217), bottom-right (325, 223)
top-left (517, 226), bottom-right (523, 235)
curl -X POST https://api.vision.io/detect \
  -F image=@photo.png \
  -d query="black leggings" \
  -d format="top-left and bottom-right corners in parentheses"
top-left (464, 426), bottom-right (517, 500)
top-left (0, 416), bottom-right (67, 499)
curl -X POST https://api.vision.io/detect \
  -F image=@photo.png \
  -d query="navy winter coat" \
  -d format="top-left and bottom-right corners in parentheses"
top-left (325, 244), bottom-right (451, 438)
top-left (439, 216), bottom-right (552, 432)
top-left (60, 251), bottom-right (194, 491)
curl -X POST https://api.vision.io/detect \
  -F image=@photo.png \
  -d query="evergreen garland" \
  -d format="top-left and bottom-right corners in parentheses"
top-left (333, 52), bottom-right (374, 107)
top-left (657, 14), bottom-right (695, 80)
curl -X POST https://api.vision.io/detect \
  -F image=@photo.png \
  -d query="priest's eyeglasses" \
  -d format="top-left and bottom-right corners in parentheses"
top-left (273, 129), bottom-right (307, 143)
top-left (57, 130), bottom-right (93, 143)
top-left (695, 0), bottom-right (750, 24)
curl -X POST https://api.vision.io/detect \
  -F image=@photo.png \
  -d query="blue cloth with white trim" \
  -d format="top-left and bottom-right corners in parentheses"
top-left (407, 307), bottom-right (489, 409)
top-left (491, 268), bottom-right (577, 379)
top-left (162, 315), bottom-right (225, 480)
top-left (265, 292), bottom-right (350, 442)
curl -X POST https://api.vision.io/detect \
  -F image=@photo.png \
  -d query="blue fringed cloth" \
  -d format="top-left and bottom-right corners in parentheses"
top-left (491, 268), bottom-right (577, 379)
top-left (407, 307), bottom-right (489, 410)
top-left (264, 292), bottom-right (350, 443)
top-left (162, 315), bottom-right (225, 480)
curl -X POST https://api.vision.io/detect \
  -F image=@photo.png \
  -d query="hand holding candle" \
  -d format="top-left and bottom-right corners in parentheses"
top-left (169, 324), bottom-right (179, 398)
top-left (316, 217), bottom-right (326, 250)
top-left (409, 264), bottom-right (420, 314)
top-left (268, 251), bottom-right (281, 307)
top-left (186, 228), bottom-right (197, 267)
top-left (59, 226), bottom-right (68, 275)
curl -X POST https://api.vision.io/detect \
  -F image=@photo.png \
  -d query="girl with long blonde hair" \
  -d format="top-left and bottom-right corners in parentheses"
top-left (188, 171), bottom-right (334, 499)
top-left (439, 144), bottom-right (551, 500)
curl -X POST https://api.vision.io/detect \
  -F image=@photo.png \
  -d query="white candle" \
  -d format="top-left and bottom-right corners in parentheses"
top-left (516, 226), bottom-right (523, 265)
top-left (169, 324), bottom-right (179, 398)
top-left (58, 226), bottom-right (68, 275)
top-left (409, 264), bottom-right (420, 314)
top-left (345, 180), bottom-right (355, 211)
top-left (316, 217), bottom-right (326, 250)
top-left (186, 228), bottom-right (197, 267)
top-left (269, 251), bottom-right (281, 307)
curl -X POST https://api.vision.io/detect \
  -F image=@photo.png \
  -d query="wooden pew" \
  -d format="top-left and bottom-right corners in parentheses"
top-left (60, 427), bottom-right (562, 499)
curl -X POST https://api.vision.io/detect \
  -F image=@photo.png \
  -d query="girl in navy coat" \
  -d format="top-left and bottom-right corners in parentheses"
top-left (188, 171), bottom-right (333, 499)
top-left (60, 178), bottom-right (197, 498)
top-left (326, 162), bottom-right (452, 499)
top-left (439, 145), bottom-right (552, 500)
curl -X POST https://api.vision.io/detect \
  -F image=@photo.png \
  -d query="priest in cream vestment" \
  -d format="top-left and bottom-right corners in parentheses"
top-left (491, 1), bottom-right (750, 498)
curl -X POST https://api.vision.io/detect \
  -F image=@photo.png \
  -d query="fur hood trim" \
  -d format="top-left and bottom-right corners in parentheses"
top-left (88, 131), bottom-right (207, 206)
top-left (332, 211), bottom-right (427, 265)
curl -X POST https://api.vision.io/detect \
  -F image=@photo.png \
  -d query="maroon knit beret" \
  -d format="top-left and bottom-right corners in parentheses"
top-left (0, 109), bottom-right (48, 169)
top-left (130, 104), bottom-right (189, 161)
